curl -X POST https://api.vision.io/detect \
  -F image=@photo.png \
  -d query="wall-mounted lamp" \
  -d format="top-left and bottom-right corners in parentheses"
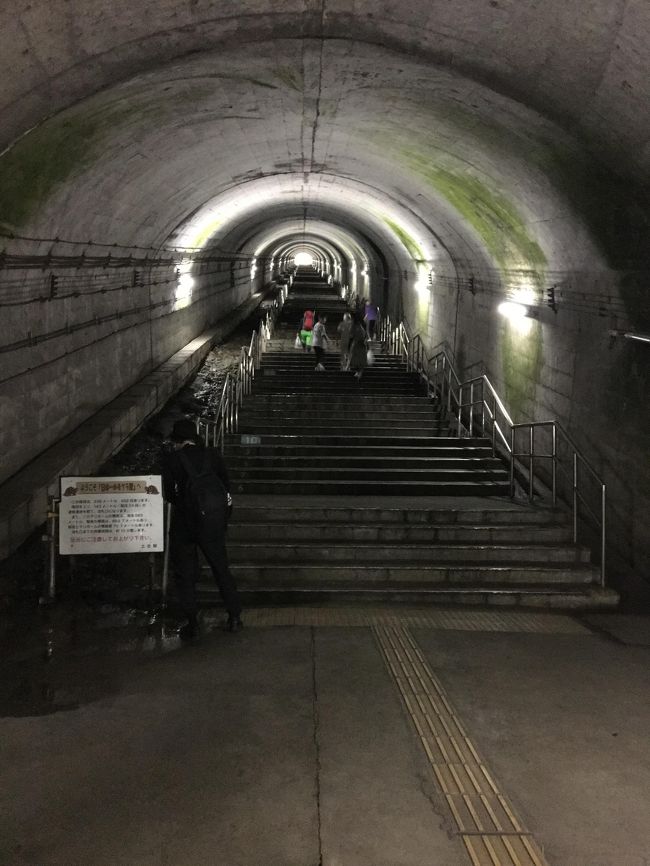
top-left (498, 301), bottom-right (533, 321)
top-left (609, 330), bottom-right (650, 344)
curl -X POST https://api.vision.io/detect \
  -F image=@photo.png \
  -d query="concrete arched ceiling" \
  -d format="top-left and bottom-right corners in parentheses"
top-left (1, 3), bottom-right (648, 283)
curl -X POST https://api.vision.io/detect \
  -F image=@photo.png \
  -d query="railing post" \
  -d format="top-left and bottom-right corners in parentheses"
top-left (492, 394), bottom-right (497, 456)
top-left (40, 497), bottom-right (59, 605)
top-left (600, 484), bottom-right (607, 588)
top-left (469, 381), bottom-right (474, 437)
top-left (551, 424), bottom-right (557, 506)
top-left (161, 502), bottom-right (172, 608)
top-left (528, 425), bottom-right (535, 502)
top-left (457, 383), bottom-right (462, 438)
top-left (480, 381), bottom-right (486, 437)
top-left (509, 427), bottom-right (515, 498)
top-left (572, 452), bottom-right (579, 544)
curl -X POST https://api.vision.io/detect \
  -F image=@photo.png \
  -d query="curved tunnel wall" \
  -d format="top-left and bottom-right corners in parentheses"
top-left (0, 4), bottom-right (649, 594)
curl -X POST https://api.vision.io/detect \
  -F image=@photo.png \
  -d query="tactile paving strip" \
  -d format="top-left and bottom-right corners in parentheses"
top-left (239, 606), bottom-right (587, 634)
top-left (374, 625), bottom-right (549, 866)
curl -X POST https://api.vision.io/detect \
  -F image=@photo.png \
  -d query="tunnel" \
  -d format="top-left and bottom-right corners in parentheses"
top-left (2, 5), bottom-right (650, 596)
top-left (1, 5), bottom-right (650, 863)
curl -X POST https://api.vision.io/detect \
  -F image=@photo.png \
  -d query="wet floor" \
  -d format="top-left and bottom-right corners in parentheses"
top-left (0, 602), bottom-right (180, 718)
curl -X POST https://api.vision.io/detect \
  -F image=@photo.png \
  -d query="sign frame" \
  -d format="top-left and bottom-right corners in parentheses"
top-left (58, 474), bottom-right (165, 556)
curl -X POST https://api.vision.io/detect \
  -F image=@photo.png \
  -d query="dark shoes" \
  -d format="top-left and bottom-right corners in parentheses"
top-left (179, 615), bottom-right (242, 640)
top-left (179, 620), bottom-right (201, 644)
top-left (226, 615), bottom-right (244, 633)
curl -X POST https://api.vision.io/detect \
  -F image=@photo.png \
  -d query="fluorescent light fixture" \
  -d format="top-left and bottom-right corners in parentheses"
top-left (498, 301), bottom-right (528, 320)
top-left (174, 258), bottom-right (194, 308)
top-left (610, 330), bottom-right (650, 344)
top-left (177, 273), bottom-right (194, 294)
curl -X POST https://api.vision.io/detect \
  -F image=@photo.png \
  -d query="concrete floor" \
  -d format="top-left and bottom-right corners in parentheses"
top-left (1, 605), bottom-right (650, 866)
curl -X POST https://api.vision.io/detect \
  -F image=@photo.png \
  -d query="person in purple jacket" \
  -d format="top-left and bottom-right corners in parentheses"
top-left (364, 301), bottom-right (380, 339)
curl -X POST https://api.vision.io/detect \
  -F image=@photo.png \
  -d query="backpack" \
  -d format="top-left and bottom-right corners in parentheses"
top-left (303, 310), bottom-right (314, 330)
top-left (179, 449), bottom-right (228, 524)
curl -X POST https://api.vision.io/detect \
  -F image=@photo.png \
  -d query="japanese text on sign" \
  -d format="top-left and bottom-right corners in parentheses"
top-left (59, 476), bottom-right (164, 555)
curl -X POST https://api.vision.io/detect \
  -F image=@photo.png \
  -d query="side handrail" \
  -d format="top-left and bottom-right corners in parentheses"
top-left (197, 285), bottom-right (287, 451)
top-left (509, 421), bottom-right (606, 587)
top-left (393, 320), bottom-right (607, 586)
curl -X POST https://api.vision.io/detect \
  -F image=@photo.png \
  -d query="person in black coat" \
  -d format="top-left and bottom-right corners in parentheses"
top-left (161, 419), bottom-right (242, 641)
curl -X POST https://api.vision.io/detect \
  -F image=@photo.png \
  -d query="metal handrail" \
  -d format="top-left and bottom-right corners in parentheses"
top-left (392, 321), bottom-right (607, 586)
top-left (197, 286), bottom-right (287, 451)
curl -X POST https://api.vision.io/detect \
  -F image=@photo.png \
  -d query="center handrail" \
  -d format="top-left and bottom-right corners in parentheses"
top-left (197, 285), bottom-right (287, 452)
top-left (384, 318), bottom-right (607, 587)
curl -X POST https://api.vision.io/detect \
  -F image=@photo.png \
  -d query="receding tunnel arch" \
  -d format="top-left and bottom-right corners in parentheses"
top-left (0, 3), bottom-right (649, 591)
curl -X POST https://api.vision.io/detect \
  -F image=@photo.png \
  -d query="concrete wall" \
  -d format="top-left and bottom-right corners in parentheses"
top-left (402, 257), bottom-right (650, 604)
top-left (0, 258), bottom-right (253, 486)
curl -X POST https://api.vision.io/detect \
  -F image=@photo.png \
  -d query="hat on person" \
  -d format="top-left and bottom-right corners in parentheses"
top-left (170, 419), bottom-right (200, 443)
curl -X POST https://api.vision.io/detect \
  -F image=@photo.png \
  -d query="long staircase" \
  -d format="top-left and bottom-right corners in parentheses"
top-left (213, 266), bottom-right (617, 610)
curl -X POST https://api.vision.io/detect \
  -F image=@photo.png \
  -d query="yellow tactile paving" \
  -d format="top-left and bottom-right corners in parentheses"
top-left (374, 625), bottom-right (550, 866)
top-left (239, 606), bottom-right (586, 634)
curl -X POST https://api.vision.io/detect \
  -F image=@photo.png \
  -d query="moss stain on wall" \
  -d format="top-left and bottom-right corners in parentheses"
top-left (0, 100), bottom-right (150, 230)
top-left (274, 66), bottom-right (303, 92)
top-left (382, 216), bottom-right (425, 261)
top-left (501, 321), bottom-right (544, 421)
top-left (401, 152), bottom-right (547, 273)
top-left (0, 77), bottom-right (242, 231)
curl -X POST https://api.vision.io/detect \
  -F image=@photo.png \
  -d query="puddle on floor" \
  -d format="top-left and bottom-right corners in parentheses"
top-left (0, 606), bottom-right (186, 717)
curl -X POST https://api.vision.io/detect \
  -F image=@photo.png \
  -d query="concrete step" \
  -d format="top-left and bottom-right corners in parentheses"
top-left (225, 445), bottom-right (494, 458)
top-left (242, 395), bottom-right (433, 407)
top-left (238, 409), bottom-right (442, 423)
top-left (201, 584), bottom-right (619, 610)
top-left (225, 435), bottom-right (486, 447)
top-left (230, 503), bottom-right (565, 526)
top-left (254, 372), bottom-right (420, 382)
top-left (237, 425), bottom-right (447, 437)
top-left (261, 355), bottom-right (405, 364)
top-left (258, 368), bottom-right (415, 376)
top-left (237, 423), bottom-right (445, 436)
top-left (231, 467), bottom-right (507, 482)
top-left (232, 480), bottom-right (510, 495)
top-left (224, 563), bottom-right (596, 584)
top-left (227, 542), bottom-right (591, 565)
top-left (252, 385), bottom-right (427, 396)
top-left (225, 442), bottom-right (492, 456)
top-left (227, 522), bottom-right (574, 543)
top-left (238, 408), bottom-right (440, 422)
top-left (228, 457), bottom-right (503, 470)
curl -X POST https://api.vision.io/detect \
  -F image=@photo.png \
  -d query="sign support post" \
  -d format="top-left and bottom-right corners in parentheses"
top-left (39, 497), bottom-right (60, 606)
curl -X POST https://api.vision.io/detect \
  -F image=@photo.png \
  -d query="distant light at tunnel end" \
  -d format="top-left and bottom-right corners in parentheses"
top-left (294, 252), bottom-right (314, 266)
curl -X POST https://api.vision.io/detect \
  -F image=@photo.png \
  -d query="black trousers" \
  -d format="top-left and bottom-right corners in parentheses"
top-left (170, 517), bottom-right (242, 620)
